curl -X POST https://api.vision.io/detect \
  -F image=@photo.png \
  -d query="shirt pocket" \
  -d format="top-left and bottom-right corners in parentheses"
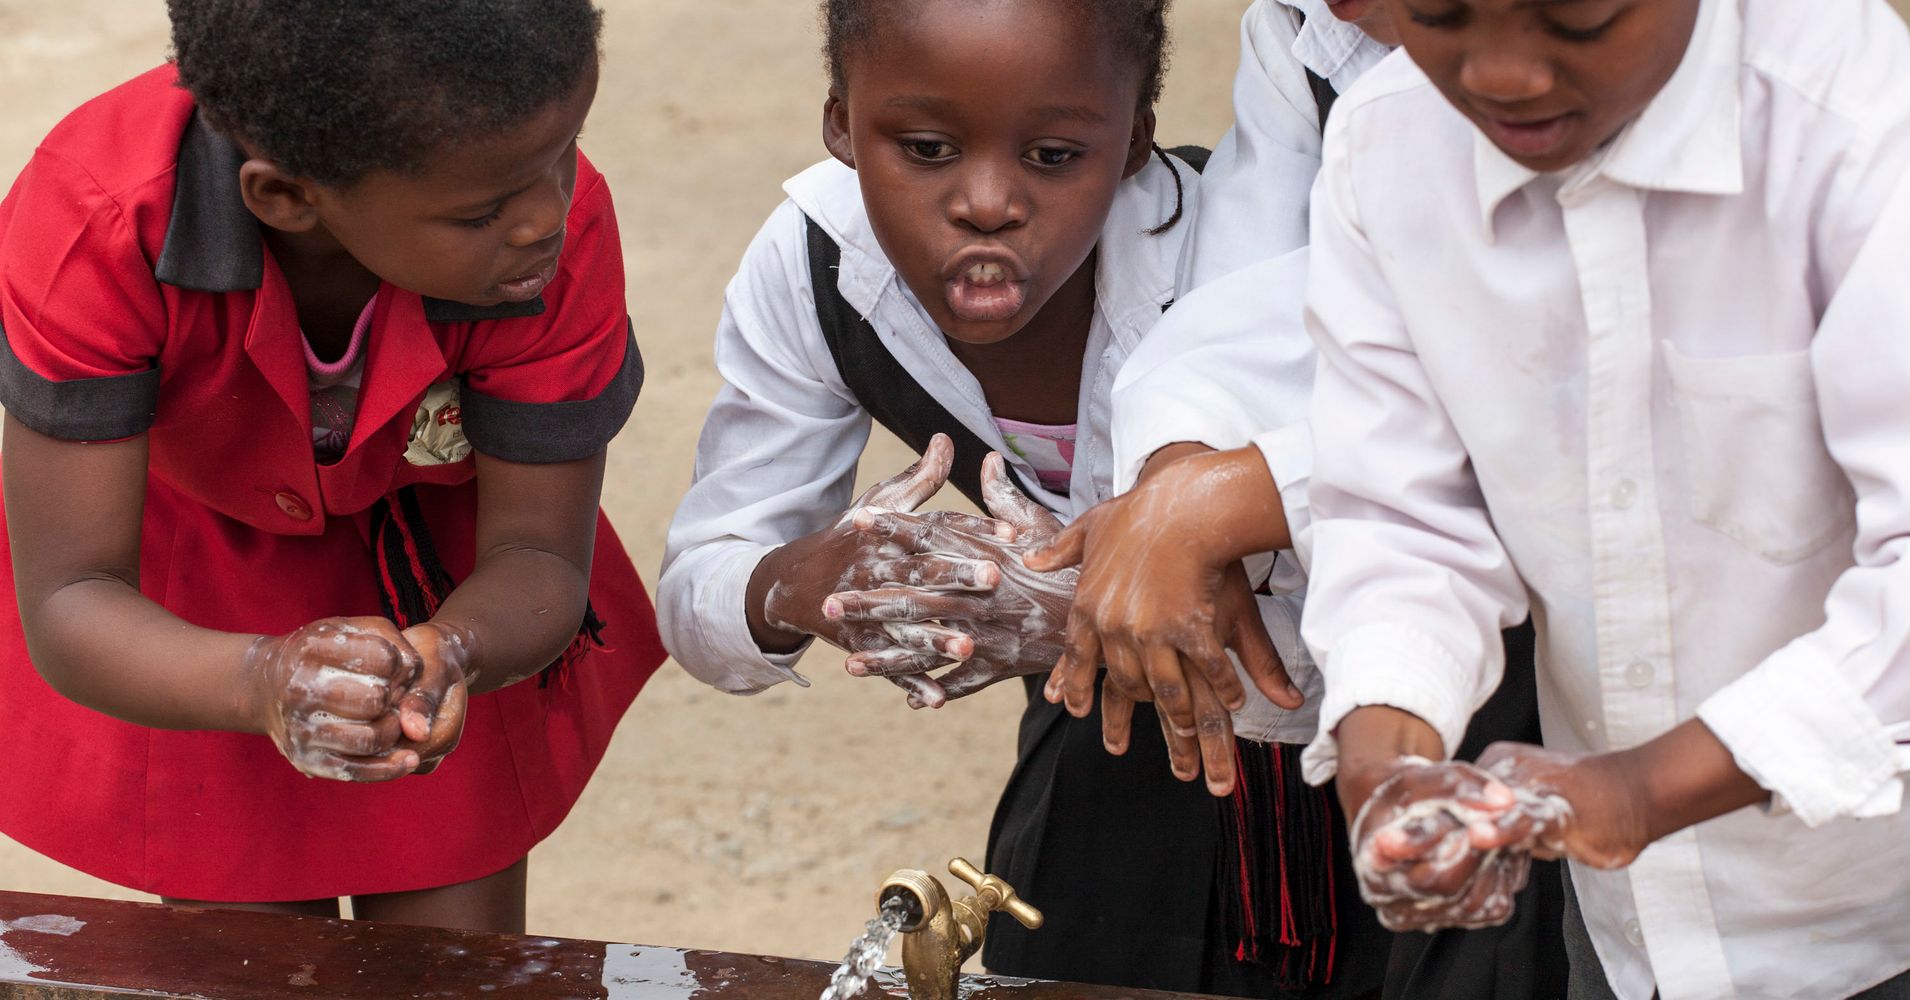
top-left (1663, 341), bottom-right (1854, 564)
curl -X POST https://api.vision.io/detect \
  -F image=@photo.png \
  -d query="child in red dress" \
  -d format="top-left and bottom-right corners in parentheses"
top-left (0, 0), bottom-right (662, 930)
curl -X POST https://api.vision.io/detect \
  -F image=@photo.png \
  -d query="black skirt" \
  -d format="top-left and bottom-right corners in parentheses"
top-left (980, 677), bottom-right (1390, 999)
top-left (982, 622), bottom-right (1566, 1000)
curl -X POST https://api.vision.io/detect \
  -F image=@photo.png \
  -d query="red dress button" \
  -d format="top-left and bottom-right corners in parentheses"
top-left (274, 492), bottom-right (313, 521)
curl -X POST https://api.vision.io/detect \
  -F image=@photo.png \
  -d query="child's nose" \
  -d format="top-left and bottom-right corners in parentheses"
top-left (505, 176), bottom-right (571, 249)
top-left (1457, 40), bottom-right (1556, 106)
top-left (948, 160), bottom-right (1028, 234)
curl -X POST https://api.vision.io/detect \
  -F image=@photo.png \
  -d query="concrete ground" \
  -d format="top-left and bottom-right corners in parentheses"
top-left (1, 0), bottom-right (1906, 970)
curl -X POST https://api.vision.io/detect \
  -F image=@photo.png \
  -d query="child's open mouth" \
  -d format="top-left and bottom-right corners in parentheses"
top-left (945, 259), bottom-right (1027, 323)
top-left (494, 258), bottom-right (560, 303)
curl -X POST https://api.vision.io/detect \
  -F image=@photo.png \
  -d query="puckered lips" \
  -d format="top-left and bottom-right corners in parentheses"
top-left (942, 245), bottom-right (1030, 324)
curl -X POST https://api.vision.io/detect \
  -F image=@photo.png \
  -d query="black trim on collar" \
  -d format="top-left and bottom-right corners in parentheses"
top-left (422, 296), bottom-right (548, 322)
top-left (154, 112), bottom-right (263, 292)
top-left (0, 317), bottom-right (160, 441)
top-left (460, 320), bottom-right (642, 464)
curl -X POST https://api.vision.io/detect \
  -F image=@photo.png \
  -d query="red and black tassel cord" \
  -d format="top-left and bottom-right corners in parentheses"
top-left (1216, 739), bottom-right (1342, 990)
top-left (368, 485), bottom-right (607, 688)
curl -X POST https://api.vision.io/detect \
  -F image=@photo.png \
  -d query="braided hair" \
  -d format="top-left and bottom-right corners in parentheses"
top-left (821, 0), bottom-right (1188, 233)
top-left (169, 0), bottom-right (603, 186)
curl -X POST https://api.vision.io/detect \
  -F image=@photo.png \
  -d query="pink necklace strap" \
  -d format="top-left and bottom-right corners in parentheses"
top-left (303, 294), bottom-right (377, 376)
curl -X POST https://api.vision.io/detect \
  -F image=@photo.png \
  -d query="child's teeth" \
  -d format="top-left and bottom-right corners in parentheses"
top-left (966, 262), bottom-right (1005, 286)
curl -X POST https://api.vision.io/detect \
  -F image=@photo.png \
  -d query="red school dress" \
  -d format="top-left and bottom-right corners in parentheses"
top-left (0, 66), bottom-right (665, 902)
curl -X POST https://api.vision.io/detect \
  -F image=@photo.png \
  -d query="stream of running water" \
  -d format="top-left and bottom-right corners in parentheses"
top-left (818, 894), bottom-right (912, 1000)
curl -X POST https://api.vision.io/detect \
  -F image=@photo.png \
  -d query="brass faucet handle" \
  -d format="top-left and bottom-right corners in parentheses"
top-left (947, 858), bottom-right (1044, 930)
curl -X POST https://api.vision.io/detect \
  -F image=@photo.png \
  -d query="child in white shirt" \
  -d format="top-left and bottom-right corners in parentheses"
top-left (1025, 0), bottom-right (1910, 996)
top-left (1301, 1), bottom-right (1910, 998)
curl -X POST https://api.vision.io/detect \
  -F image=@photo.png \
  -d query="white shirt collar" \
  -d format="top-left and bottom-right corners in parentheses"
top-left (781, 153), bottom-right (1190, 349)
top-left (1280, 0), bottom-right (1393, 93)
top-left (1475, 0), bottom-right (1744, 235)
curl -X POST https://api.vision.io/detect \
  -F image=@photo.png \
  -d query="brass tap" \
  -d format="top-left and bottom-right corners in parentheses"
top-left (878, 858), bottom-right (1043, 1000)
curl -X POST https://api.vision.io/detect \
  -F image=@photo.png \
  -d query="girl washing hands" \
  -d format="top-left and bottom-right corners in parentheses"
top-left (0, 0), bottom-right (664, 930)
top-left (660, 1), bottom-right (1390, 994)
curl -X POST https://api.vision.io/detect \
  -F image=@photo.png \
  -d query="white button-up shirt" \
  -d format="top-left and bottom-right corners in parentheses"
top-left (1299, 2), bottom-right (1910, 998)
top-left (659, 156), bottom-right (1200, 693)
top-left (1110, 0), bottom-right (1391, 742)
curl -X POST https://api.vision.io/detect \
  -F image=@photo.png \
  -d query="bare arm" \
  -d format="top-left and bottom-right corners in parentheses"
top-left (425, 450), bottom-right (608, 696)
top-left (4, 414), bottom-right (418, 780)
top-left (4, 415), bottom-right (255, 729)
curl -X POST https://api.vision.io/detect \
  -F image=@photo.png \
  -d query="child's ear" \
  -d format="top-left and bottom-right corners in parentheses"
top-left (238, 159), bottom-right (322, 234)
top-left (823, 92), bottom-right (856, 170)
top-left (1122, 107), bottom-right (1159, 179)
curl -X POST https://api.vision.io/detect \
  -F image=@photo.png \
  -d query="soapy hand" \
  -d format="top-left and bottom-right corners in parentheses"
top-left (754, 435), bottom-right (1014, 707)
top-left (242, 617), bottom-right (424, 782)
top-left (1346, 742), bottom-right (1655, 933)
top-left (824, 453), bottom-right (1076, 707)
top-left (1473, 743), bottom-right (1652, 871)
top-left (1347, 758), bottom-right (1550, 932)
top-left (395, 621), bottom-right (474, 775)
top-left (1020, 449), bottom-right (1301, 795)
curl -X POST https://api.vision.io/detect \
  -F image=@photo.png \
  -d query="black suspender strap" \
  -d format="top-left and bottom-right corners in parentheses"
top-left (1292, 11), bottom-right (1342, 131)
top-left (1163, 144), bottom-right (1213, 175)
top-left (803, 215), bottom-right (1034, 512)
top-left (1306, 68), bottom-right (1338, 131)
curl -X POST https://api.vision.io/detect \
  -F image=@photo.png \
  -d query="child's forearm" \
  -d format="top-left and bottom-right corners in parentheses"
top-left (25, 576), bottom-right (264, 732)
top-left (4, 418), bottom-right (266, 734)
top-left (744, 541), bottom-right (816, 654)
top-left (433, 544), bottom-right (593, 694)
top-left (1607, 718), bottom-right (1768, 844)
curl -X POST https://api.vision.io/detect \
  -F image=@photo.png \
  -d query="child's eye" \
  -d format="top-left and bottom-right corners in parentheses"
top-left (454, 206), bottom-right (504, 229)
top-left (901, 140), bottom-right (956, 162)
top-left (1404, 4), bottom-right (1465, 28)
top-left (1545, 13), bottom-right (1620, 42)
top-left (1025, 147), bottom-right (1081, 168)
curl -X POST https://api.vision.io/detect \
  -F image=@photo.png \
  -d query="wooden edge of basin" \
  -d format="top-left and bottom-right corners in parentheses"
top-left (0, 890), bottom-right (1230, 1000)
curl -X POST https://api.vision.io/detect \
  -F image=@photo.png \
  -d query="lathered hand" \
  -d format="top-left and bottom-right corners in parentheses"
top-left (825, 454), bottom-right (1076, 707)
top-left (1350, 757), bottom-right (1571, 932)
top-left (394, 621), bottom-right (474, 775)
top-left (755, 435), bottom-right (1013, 706)
top-left (1474, 743), bottom-right (1650, 871)
top-left (242, 617), bottom-right (423, 782)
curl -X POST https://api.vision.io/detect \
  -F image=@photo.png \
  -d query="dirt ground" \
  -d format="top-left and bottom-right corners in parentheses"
top-left (3, 0), bottom-right (1908, 972)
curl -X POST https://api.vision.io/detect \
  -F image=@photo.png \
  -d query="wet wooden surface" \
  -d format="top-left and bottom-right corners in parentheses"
top-left (0, 891), bottom-right (1225, 999)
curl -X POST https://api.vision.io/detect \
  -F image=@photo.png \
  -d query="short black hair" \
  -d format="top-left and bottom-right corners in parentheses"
top-left (168, 0), bottom-right (603, 186)
top-left (822, 0), bottom-right (1172, 107)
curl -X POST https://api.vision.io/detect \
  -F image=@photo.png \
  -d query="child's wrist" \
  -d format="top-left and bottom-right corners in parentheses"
top-left (1172, 448), bottom-right (1289, 563)
top-left (1137, 442), bottom-right (1215, 485)
top-left (232, 633), bottom-right (282, 736)
top-left (746, 542), bottom-right (819, 652)
top-left (1334, 705), bottom-right (1447, 818)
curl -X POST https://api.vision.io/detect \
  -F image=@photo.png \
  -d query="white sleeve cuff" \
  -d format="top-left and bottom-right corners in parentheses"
top-left (1110, 411), bottom-right (1256, 496)
top-left (675, 544), bottom-right (814, 695)
top-left (1697, 645), bottom-right (1904, 827)
top-left (1254, 421), bottom-right (1314, 588)
top-left (1300, 622), bottom-right (1478, 786)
